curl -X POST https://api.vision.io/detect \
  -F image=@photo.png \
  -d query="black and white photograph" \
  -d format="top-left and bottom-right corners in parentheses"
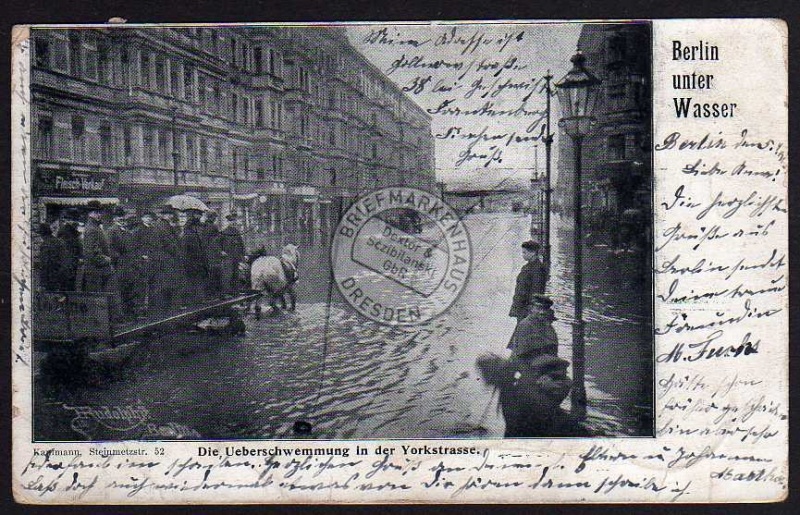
top-left (27, 22), bottom-right (654, 442)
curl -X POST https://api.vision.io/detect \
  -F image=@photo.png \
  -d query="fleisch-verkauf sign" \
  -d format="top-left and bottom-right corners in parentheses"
top-left (35, 167), bottom-right (118, 196)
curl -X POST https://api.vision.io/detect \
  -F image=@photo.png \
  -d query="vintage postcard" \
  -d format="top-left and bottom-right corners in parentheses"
top-left (11, 19), bottom-right (787, 503)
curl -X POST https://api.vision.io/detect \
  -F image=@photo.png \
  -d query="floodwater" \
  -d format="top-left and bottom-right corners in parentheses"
top-left (34, 212), bottom-right (652, 441)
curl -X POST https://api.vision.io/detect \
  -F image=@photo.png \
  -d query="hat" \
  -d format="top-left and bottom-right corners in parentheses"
top-left (521, 240), bottom-right (541, 251)
top-left (225, 213), bottom-right (238, 221)
top-left (158, 206), bottom-right (175, 215)
top-left (530, 294), bottom-right (554, 310)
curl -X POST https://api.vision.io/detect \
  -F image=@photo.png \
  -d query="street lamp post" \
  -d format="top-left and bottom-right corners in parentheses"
top-left (543, 71), bottom-right (554, 276)
top-left (555, 51), bottom-right (601, 421)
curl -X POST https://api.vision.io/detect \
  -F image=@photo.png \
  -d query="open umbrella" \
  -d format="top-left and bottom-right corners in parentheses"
top-left (164, 194), bottom-right (209, 212)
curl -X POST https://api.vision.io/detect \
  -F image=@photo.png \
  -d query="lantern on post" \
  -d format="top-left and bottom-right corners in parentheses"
top-left (555, 50), bottom-right (601, 421)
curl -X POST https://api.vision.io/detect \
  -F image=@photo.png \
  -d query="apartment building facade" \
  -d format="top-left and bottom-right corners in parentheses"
top-left (30, 25), bottom-right (435, 251)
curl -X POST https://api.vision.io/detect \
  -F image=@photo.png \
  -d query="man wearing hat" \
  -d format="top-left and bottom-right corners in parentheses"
top-left (509, 240), bottom-right (547, 320)
top-left (510, 294), bottom-right (559, 359)
top-left (81, 201), bottom-right (121, 321)
top-left (218, 212), bottom-right (245, 295)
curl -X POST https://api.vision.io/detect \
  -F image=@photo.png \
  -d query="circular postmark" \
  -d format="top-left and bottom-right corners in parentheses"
top-left (331, 187), bottom-right (472, 326)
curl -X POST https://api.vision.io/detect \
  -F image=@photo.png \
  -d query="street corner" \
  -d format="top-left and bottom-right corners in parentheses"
top-left (331, 186), bottom-right (472, 326)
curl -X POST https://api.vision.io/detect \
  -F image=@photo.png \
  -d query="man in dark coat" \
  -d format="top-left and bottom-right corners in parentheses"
top-left (152, 208), bottom-right (182, 311)
top-left (37, 222), bottom-right (68, 291)
top-left (510, 294), bottom-right (559, 359)
top-left (56, 209), bottom-right (82, 290)
top-left (477, 353), bottom-right (587, 437)
top-left (177, 210), bottom-right (209, 302)
top-left (127, 211), bottom-right (159, 317)
top-left (509, 240), bottom-right (547, 319)
top-left (218, 213), bottom-right (246, 295)
top-left (81, 204), bottom-right (114, 293)
top-left (107, 207), bottom-right (133, 317)
top-left (199, 211), bottom-right (223, 297)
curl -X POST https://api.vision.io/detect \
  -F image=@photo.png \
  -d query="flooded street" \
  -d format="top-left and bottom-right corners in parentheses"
top-left (35, 212), bottom-right (652, 441)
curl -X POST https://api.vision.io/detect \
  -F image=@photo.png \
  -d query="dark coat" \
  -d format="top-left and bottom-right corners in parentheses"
top-left (82, 219), bottom-right (112, 269)
top-left (39, 234), bottom-right (68, 291)
top-left (509, 259), bottom-right (547, 318)
top-left (179, 220), bottom-right (208, 278)
top-left (81, 218), bottom-right (113, 292)
top-left (509, 308), bottom-right (558, 358)
top-left (477, 354), bottom-right (587, 438)
top-left (107, 223), bottom-right (130, 268)
top-left (56, 223), bottom-right (81, 289)
top-left (219, 225), bottom-right (245, 262)
top-left (200, 221), bottom-right (223, 264)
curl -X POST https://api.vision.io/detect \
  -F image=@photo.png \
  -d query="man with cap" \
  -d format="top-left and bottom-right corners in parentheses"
top-left (200, 211), bottom-right (223, 297)
top-left (176, 210), bottom-right (209, 302)
top-left (509, 294), bottom-right (559, 359)
top-left (218, 212), bottom-right (245, 295)
top-left (123, 211), bottom-right (156, 317)
top-left (81, 201), bottom-right (113, 292)
top-left (152, 207), bottom-right (182, 311)
top-left (107, 207), bottom-right (133, 316)
top-left (509, 240), bottom-right (547, 321)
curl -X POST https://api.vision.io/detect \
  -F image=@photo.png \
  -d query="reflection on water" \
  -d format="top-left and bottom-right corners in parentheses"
top-left (34, 212), bottom-right (651, 440)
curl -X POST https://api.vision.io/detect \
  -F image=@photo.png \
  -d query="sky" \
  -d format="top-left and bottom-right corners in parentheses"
top-left (347, 22), bottom-right (582, 185)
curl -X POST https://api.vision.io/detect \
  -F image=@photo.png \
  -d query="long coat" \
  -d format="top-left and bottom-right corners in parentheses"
top-left (509, 308), bottom-right (559, 359)
top-left (81, 219), bottom-right (113, 292)
top-left (56, 223), bottom-right (81, 290)
top-left (509, 259), bottom-right (547, 318)
top-left (39, 234), bottom-right (68, 291)
top-left (218, 225), bottom-right (245, 293)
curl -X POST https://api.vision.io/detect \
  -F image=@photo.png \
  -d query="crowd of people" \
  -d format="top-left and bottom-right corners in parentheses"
top-left (37, 200), bottom-right (246, 322)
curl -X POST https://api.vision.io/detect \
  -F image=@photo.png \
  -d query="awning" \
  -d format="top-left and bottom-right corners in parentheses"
top-left (39, 197), bottom-right (120, 206)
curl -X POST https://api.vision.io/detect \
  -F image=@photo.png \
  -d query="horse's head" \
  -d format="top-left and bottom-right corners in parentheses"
top-left (281, 243), bottom-right (300, 268)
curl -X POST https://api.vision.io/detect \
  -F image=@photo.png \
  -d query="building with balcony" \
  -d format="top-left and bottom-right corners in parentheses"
top-left (30, 25), bottom-right (435, 252)
top-left (555, 23), bottom-right (652, 249)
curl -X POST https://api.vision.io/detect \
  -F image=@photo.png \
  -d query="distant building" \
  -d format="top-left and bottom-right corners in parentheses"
top-left (30, 26), bottom-right (435, 253)
top-left (555, 23), bottom-right (652, 249)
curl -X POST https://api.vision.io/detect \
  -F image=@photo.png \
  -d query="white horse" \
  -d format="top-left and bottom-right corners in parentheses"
top-left (249, 244), bottom-right (300, 318)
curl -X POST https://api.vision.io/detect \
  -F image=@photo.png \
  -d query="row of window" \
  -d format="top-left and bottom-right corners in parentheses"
top-left (35, 112), bottom-right (428, 182)
top-left (33, 31), bottom-right (429, 131)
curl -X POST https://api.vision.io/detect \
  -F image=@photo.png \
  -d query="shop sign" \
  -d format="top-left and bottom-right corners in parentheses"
top-left (36, 168), bottom-right (118, 197)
